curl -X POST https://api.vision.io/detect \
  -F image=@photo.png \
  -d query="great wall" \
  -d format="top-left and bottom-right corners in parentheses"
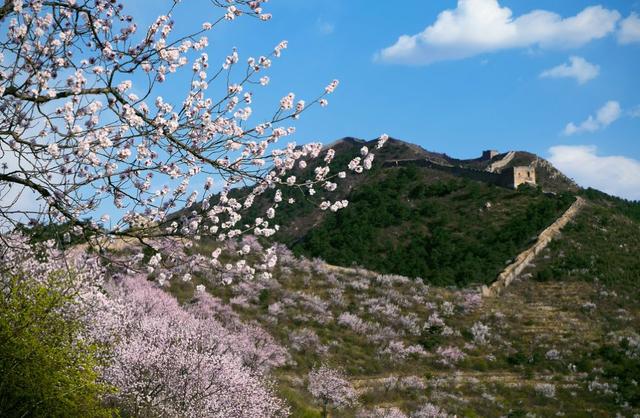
top-left (481, 196), bottom-right (586, 297)
top-left (487, 151), bottom-right (516, 173)
top-left (382, 150), bottom-right (536, 190)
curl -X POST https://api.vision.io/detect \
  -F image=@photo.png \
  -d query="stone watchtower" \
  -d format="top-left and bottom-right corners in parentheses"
top-left (482, 150), bottom-right (499, 160)
top-left (511, 166), bottom-right (536, 189)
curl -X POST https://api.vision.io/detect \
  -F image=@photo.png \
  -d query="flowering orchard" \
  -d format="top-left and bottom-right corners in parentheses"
top-left (0, 0), bottom-right (387, 283)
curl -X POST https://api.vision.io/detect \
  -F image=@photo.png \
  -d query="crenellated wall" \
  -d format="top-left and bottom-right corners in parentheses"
top-left (383, 159), bottom-right (516, 188)
top-left (487, 151), bottom-right (515, 173)
top-left (481, 196), bottom-right (586, 297)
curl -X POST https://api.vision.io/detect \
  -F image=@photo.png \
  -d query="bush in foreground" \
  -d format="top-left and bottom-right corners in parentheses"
top-left (0, 272), bottom-right (114, 417)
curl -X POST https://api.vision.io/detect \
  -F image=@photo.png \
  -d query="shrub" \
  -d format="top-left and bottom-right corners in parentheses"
top-left (0, 273), bottom-right (114, 417)
top-left (507, 351), bottom-right (527, 366)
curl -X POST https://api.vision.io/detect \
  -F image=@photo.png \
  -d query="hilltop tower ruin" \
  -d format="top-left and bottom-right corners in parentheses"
top-left (510, 166), bottom-right (536, 189)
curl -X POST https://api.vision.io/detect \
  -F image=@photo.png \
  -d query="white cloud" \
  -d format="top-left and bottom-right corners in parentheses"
top-left (630, 105), bottom-right (640, 118)
top-left (540, 56), bottom-right (599, 84)
top-left (564, 100), bottom-right (622, 135)
top-left (618, 12), bottom-right (640, 44)
top-left (376, 0), bottom-right (620, 65)
top-left (548, 145), bottom-right (640, 201)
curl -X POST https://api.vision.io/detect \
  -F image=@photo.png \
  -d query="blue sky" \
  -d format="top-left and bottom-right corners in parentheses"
top-left (133, 1), bottom-right (640, 199)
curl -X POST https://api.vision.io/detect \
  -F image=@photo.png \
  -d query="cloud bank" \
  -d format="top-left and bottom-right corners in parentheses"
top-left (540, 56), bottom-right (600, 85)
top-left (548, 145), bottom-right (640, 201)
top-left (377, 0), bottom-right (620, 65)
top-left (564, 101), bottom-right (621, 136)
top-left (618, 12), bottom-right (640, 44)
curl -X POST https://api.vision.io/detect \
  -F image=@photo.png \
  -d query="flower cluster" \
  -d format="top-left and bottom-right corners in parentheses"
top-left (90, 275), bottom-right (289, 417)
top-left (534, 383), bottom-right (557, 398)
top-left (470, 321), bottom-right (490, 346)
top-left (436, 346), bottom-right (466, 367)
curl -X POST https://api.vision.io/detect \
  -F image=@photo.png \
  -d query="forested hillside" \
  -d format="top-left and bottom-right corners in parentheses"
top-left (292, 166), bottom-right (574, 285)
top-left (232, 137), bottom-right (579, 287)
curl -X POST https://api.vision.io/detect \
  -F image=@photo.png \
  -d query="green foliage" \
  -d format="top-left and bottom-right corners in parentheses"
top-left (534, 268), bottom-right (553, 282)
top-left (277, 386), bottom-right (322, 418)
top-left (293, 168), bottom-right (574, 286)
top-left (418, 326), bottom-right (444, 351)
top-left (0, 273), bottom-right (115, 417)
top-left (598, 340), bottom-right (640, 407)
top-left (259, 288), bottom-right (272, 309)
top-left (506, 352), bottom-right (527, 366)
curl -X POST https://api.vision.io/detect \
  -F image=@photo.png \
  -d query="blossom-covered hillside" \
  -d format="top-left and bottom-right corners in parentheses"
top-left (183, 200), bottom-right (640, 416)
top-left (3, 187), bottom-right (639, 417)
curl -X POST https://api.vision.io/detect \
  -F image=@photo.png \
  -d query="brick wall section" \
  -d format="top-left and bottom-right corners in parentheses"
top-left (383, 159), bottom-right (516, 188)
top-left (487, 151), bottom-right (516, 173)
top-left (481, 196), bottom-right (586, 297)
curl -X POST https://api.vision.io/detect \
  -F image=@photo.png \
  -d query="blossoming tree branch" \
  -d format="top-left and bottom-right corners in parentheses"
top-left (0, 0), bottom-right (387, 281)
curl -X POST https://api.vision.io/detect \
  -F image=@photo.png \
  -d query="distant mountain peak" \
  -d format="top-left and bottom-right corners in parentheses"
top-left (321, 136), bottom-right (578, 193)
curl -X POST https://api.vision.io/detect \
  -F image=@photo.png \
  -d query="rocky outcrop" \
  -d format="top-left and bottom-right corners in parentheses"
top-left (532, 157), bottom-right (580, 191)
top-left (482, 196), bottom-right (586, 297)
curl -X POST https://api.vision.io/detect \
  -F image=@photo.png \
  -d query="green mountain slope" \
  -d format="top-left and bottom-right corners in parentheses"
top-left (255, 137), bottom-right (579, 286)
top-left (292, 165), bottom-right (574, 286)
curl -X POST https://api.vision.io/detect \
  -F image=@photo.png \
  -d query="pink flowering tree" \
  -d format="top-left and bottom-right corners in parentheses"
top-left (89, 274), bottom-right (290, 417)
top-left (307, 364), bottom-right (358, 418)
top-left (1, 236), bottom-right (291, 416)
top-left (0, 0), bottom-right (387, 282)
